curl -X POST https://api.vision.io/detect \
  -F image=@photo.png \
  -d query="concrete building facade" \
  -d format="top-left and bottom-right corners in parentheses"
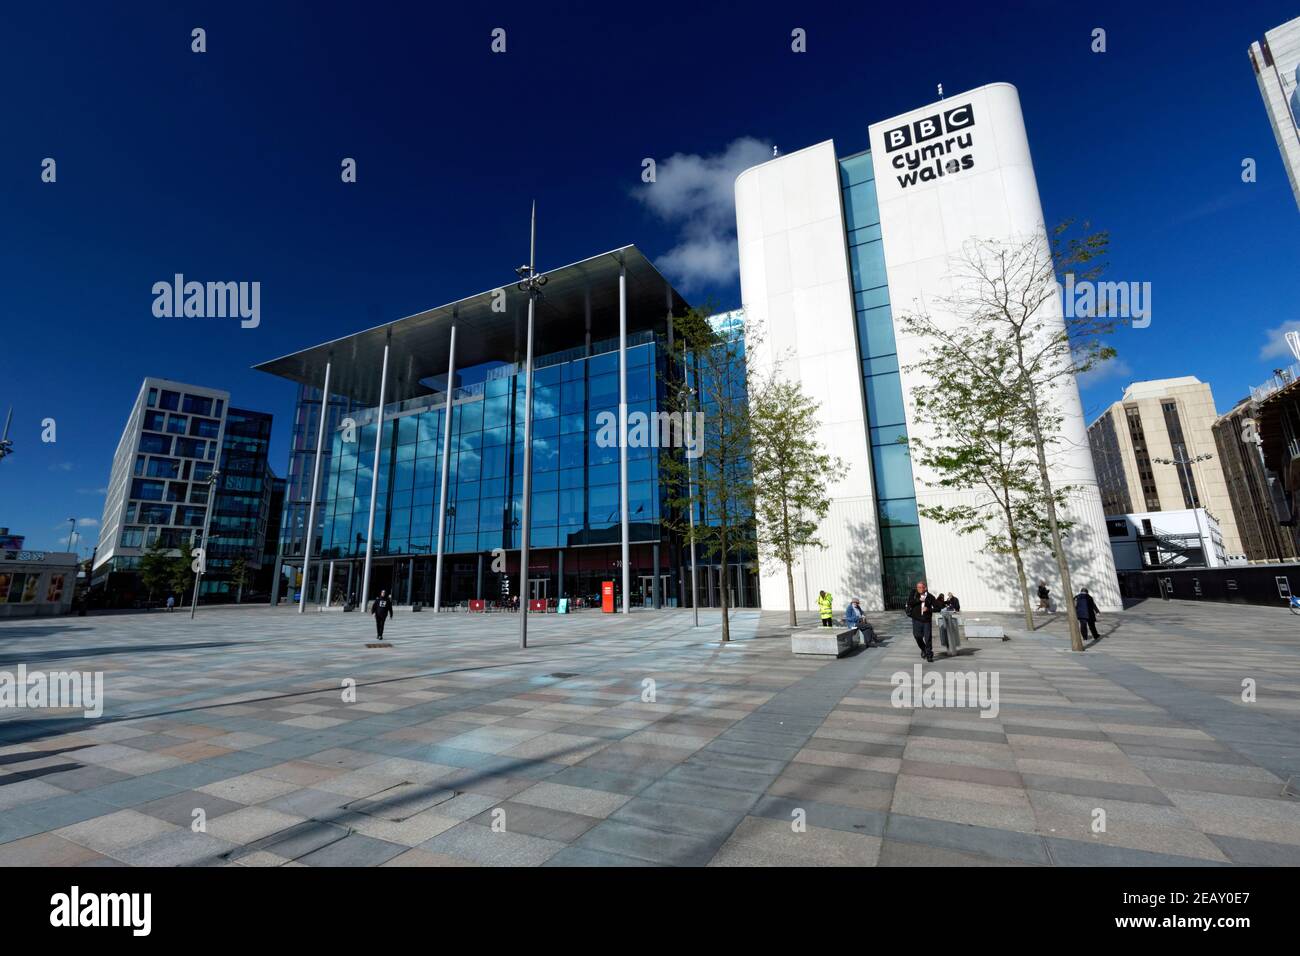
top-left (737, 82), bottom-right (1120, 613)
top-left (1087, 377), bottom-right (1244, 560)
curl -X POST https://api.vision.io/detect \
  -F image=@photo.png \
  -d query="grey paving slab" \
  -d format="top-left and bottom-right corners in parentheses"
top-left (2, 601), bottom-right (1296, 865)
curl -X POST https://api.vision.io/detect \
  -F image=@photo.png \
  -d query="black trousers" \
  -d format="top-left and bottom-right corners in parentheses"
top-left (375, 614), bottom-right (388, 638)
top-left (820, 617), bottom-right (833, 627)
top-left (911, 618), bottom-right (933, 657)
top-left (1080, 616), bottom-right (1099, 639)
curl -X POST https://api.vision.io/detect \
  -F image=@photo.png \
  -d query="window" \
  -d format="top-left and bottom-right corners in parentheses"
top-left (160, 390), bottom-right (180, 411)
top-left (131, 478), bottom-right (166, 501)
top-left (145, 457), bottom-right (179, 479)
top-left (139, 433), bottom-right (171, 455)
top-left (147, 387), bottom-right (158, 408)
top-left (119, 527), bottom-right (144, 548)
top-left (137, 503), bottom-right (172, 524)
top-left (182, 394), bottom-right (213, 416)
top-left (175, 437), bottom-right (208, 459)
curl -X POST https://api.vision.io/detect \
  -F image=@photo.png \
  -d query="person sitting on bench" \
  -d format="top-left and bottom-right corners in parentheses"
top-left (844, 598), bottom-right (880, 647)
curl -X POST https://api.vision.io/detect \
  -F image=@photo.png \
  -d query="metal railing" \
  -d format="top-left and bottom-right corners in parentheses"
top-left (1250, 363), bottom-right (1300, 404)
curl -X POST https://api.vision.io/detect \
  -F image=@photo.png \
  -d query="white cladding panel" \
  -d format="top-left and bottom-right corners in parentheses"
top-left (736, 140), bottom-right (884, 612)
top-left (868, 83), bottom-right (1121, 613)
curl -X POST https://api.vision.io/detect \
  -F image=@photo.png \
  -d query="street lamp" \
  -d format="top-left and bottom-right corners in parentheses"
top-left (680, 384), bottom-right (700, 628)
top-left (0, 407), bottom-right (14, 464)
top-left (66, 517), bottom-right (76, 553)
top-left (191, 468), bottom-right (220, 620)
top-left (1152, 445), bottom-right (1213, 509)
top-left (515, 201), bottom-right (547, 649)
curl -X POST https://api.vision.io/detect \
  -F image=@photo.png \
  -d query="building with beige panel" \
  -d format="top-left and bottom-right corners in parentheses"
top-left (1087, 377), bottom-right (1244, 559)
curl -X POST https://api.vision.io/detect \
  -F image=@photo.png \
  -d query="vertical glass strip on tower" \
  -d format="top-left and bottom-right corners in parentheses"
top-left (838, 150), bottom-right (925, 608)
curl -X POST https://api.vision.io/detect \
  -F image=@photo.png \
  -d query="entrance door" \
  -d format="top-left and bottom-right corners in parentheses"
top-left (639, 575), bottom-right (672, 607)
top-left (528, 578), bottom-right (548, 601)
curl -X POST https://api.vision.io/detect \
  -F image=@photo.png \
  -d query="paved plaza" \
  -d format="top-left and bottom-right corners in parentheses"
top-left (0, 599), bottom-right (1298, 867)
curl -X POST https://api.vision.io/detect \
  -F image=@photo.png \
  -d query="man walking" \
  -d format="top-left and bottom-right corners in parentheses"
top-left (906, 580), bottom-right (938, 663)
top-left (1074, 587), bottom-right (1100, 641)
top-left (371, 589), bottom-right (394, 640)
top-left (817, 590), bottom-right (834, 627)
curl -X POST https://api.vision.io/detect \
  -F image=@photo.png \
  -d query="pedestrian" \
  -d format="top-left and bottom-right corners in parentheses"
top-left (906, 580), bottom-right (938, 663)
top-left (166, 593), bottom-right (175, 612)
top-left (817, 590), bottom-right (834, 627)
top-left (1074, 587), bottom-right (1100, 641)
top-left (845, 598), bottom-right (879, 647)
top-left (1037, 581), bottom-right (1050, 612)
top-left (371, 589), bottom-right (393, 640)
top-left (945, 593), bottom-right (960, 612)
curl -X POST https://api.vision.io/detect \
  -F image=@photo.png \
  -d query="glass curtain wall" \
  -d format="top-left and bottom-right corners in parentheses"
top-left (838, 151), bottom-right (925, 608)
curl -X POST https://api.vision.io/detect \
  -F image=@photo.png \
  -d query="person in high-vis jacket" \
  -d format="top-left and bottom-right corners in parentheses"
top-left (817, 590), bottom-right (834, 627)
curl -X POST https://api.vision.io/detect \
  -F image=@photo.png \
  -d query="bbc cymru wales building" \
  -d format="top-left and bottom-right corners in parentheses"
top-left (736, 83), bottom-right (1121, 613)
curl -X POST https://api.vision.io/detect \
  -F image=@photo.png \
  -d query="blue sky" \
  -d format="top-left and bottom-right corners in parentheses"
top-left (2, 0), bottom-right (1297, 552)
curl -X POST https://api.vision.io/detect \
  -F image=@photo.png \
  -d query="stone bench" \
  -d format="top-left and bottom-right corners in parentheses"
top-left (962, 623), bottom-right (1005, 639)
top-left (792, 628), bottom-right (857, 658)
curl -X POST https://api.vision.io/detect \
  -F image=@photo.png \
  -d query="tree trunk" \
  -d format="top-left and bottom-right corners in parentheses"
top-left (782, 500), bottom-right (795, 627)
top-left (1008, 533), bottom-right (1033, 631)
top-left (718, 533), bottom-right (730, 643)
top-left (785, 562), bottom-right (797, 628)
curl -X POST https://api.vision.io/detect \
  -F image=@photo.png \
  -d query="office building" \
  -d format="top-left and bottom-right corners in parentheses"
top-left (1212, 397), bottom-right (1300, 563)
top-left (1249, 15), bottom-right (1300, 212)
top-left (255, 248), bottom-right (758, 611)
top-left (92, 378), bottom-right (279, 602)
top-left (1087, 377), bottom-right (1244, 559)
top-left (736, 82), bottom-right (1120, 612)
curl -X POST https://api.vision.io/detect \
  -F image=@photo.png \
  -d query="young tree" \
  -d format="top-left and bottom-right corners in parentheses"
top-left (750, 375), bottom-right (844, 627)
top-left (230, 555), bottom-right (248, 604)
top-left (169, 554), bottom-right (194, 605)
top-left (138, 539), bottom-right (173, 604)
top-left (897, 331), bottom-right (1072, 629)
top-left (901, 222), bottom-right (1115, 651)
top-left (662, 307), bottom-right (758, 643)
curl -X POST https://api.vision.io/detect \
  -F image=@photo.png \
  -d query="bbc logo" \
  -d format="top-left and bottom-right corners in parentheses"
top-left (884, 105), bottom-right (975, 152)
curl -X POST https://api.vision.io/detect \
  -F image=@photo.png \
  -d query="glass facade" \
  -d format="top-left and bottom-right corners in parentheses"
top-left (321, 334), bottom-right (662, 561)
top-left (280, 384), bottom-right (364, 561)
top-left (839, 151), bottom-right (925, 608)
top-left (283, 331), bottom-right (734, 608)
top-left (206, 407), bottom-right (275, 597)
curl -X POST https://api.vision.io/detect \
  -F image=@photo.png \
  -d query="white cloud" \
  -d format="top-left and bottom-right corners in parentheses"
top-left (48, 462), bottom-right (75, 472)
top-left (77, 486), bottom-right (108, 495)
top-left (1076, 355), bottom-right (1133, 393)
top-left (52, 517), bottom-right (99, 530)
top-left (1259, 321), bottom-right (1300, 361)
top-left (632, 137), bottom-right (772, 293)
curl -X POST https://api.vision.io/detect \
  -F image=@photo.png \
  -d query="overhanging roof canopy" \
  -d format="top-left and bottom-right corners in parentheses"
top-left (253, 245), bottom-right (689, 406)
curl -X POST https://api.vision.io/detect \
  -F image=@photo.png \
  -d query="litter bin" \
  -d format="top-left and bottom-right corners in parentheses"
top-left (939, 609), bottom-right (961, 655)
